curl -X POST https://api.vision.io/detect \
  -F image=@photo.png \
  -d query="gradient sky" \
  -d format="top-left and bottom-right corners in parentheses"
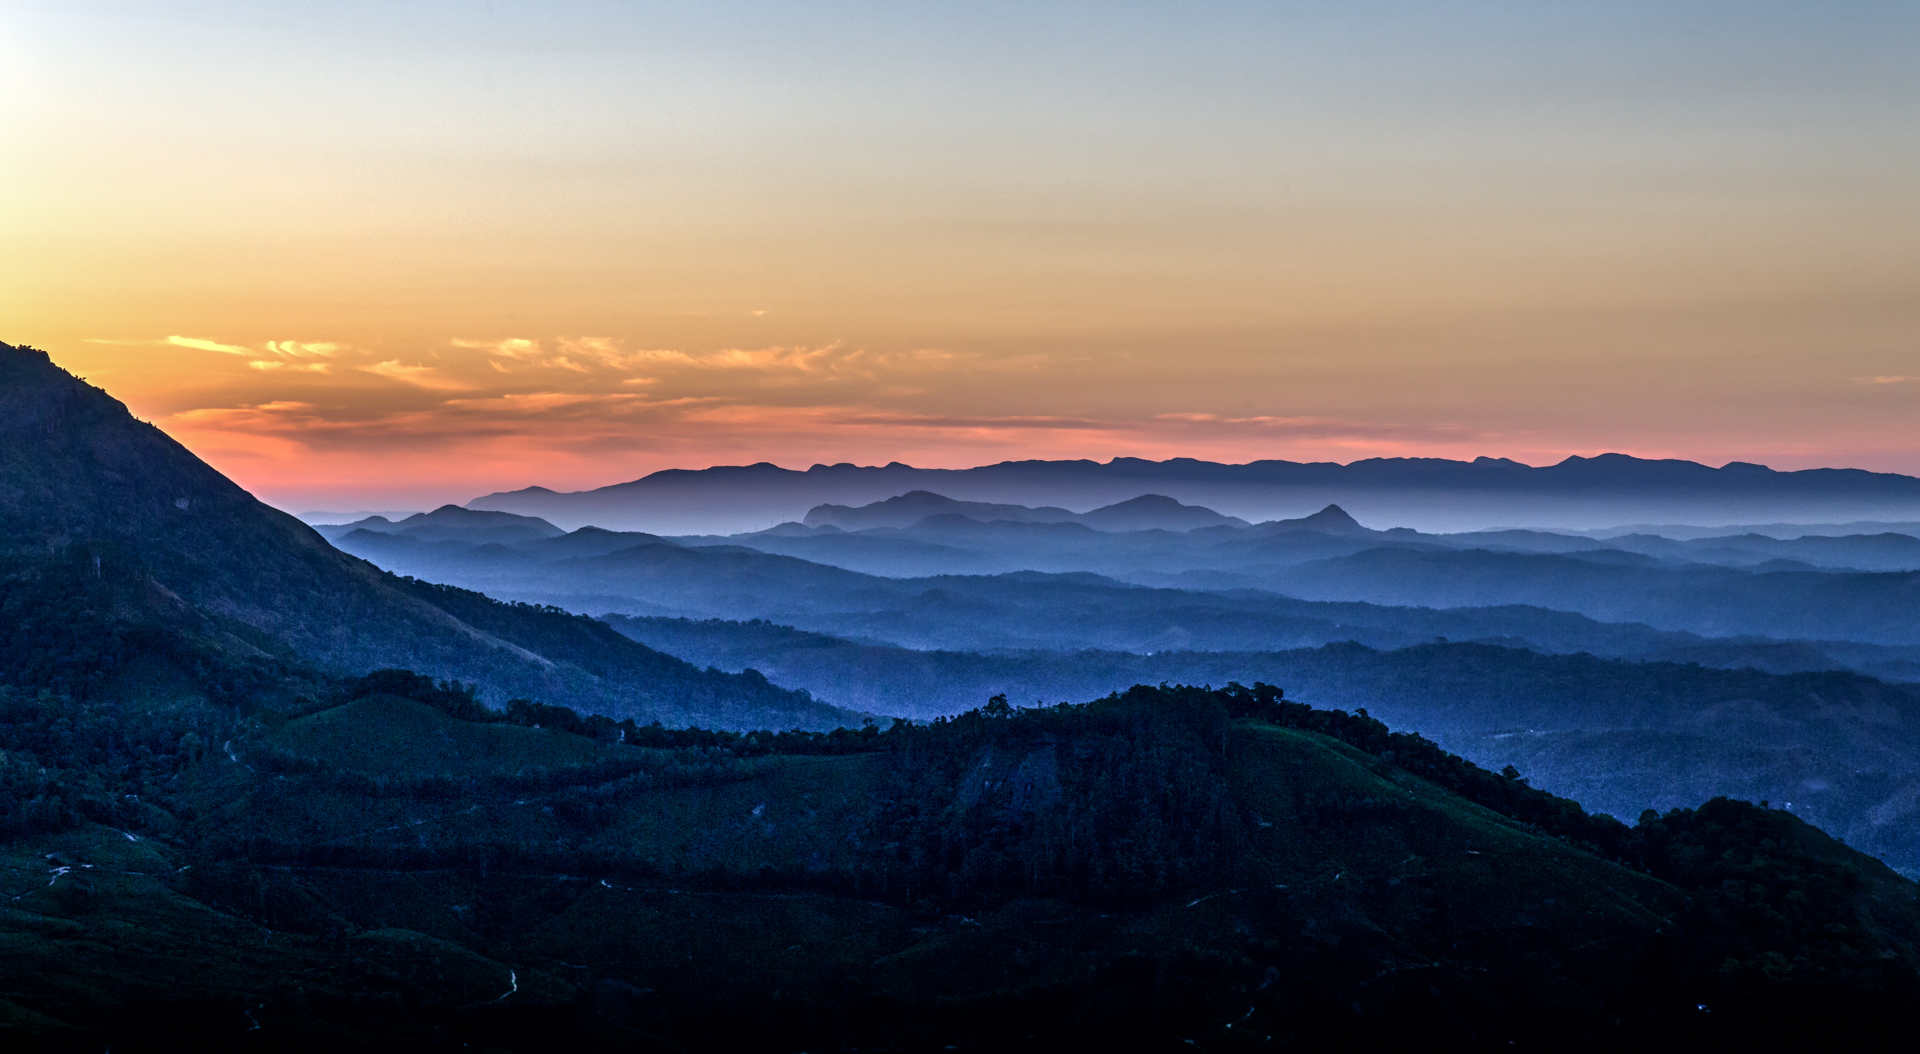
top-left (4, 1), bottom-right (1917, 512)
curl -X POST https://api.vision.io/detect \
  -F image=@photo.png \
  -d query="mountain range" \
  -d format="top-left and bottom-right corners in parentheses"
top-left (318, 489), bottom-right (1920, 876)
top-left (468, 453), bottom-right (1920, 534)
top-left (321, 496), bottom-right (1920, 653)
top-left (10, 337), bottom-right (1920, 1045)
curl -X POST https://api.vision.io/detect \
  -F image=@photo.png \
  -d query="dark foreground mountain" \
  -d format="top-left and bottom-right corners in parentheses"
top-left (607, 618), bottom-right (1920, 875)
top-left (469, 453), bottom-right (1920, 534)
top-left (5, 676), bottom-right (1920, 1049)
top-left (0, 342), bottom-right (855, 730)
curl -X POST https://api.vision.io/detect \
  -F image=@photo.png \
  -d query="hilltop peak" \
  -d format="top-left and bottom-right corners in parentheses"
top-left (1077, 494), bottom-right (1249, 531)
top-left (1260, 503), bottom-right (1373, 536)
top-left (1302, 503), bottom-right (1362, 528)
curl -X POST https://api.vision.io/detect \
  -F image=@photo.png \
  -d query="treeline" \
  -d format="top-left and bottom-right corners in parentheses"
top-left (346, 670), bottom-right (1637, 907)
top-left (346, 668), bottom-right (1657, 874)
top-left (346, 667), bottom-right (890, 755)
top-left (0, 548), bottom-right (309, 706)
top-left (0, 685), bottom-right (239, 839)
top-left (21, 651), bottom-right (1902, 1010)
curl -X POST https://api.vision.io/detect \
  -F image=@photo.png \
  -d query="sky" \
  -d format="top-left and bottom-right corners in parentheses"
top-left (3, 1), bottom-right (1917, 512)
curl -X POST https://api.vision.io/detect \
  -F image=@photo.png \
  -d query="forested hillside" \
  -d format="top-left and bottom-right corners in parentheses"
top-left (606, 617), bottom-right (1920, 875)
top-left (6, 675), bottom-right (1919, 1048)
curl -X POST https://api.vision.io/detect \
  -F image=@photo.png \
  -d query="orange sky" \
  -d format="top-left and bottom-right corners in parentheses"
top-left (5, 3), bottom-right (1917, 512)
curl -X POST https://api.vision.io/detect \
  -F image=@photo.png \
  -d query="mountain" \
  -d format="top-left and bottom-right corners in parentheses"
top-left (720, 501), bottom-right (1920, 580)
top-left (7, 678), bottom-right (1919, 1047)
top-left (803, 489), bottom-right (1080, 529)
top-left (1580, 519), bottom-right (1920, 541)
top-left (329, 522), bottom-right (1749, 656)
top-left (0, 342), bottom-right (856, 730)
top-left (327, 506), bottom-right (1920, 659)
top-left (802, 489), bottom-right (1248, 533)
top-left (1254, 502), bottom-right (1376, 536)
top-left (605, 618), bottom-right (1920, 874)
top-left (1256, 548), bottom-right (1920, 645)
top-left (313, 504), bottom-right (566, 545)
top-left (469, 453), bottom-right (1920, 534)
top-left (1075, 493), bottom-right (1251, 531)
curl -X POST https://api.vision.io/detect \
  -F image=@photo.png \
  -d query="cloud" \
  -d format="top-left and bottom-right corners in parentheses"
top-left (1866, 376), bottom-right (1913, 385)
top-left (264, 341), bottom-right (340, 359)
top-left (626, 348), bottom-right (698, 366)
top-left (166, 335), bottom-right (255, 356)
top-left (452, 337), bottom-right (544, 359)
top-left (250, 360), bottom-right (332, 373)
top-left (452, 336), bottom-right (682, 377)
top-left (364, 360), bottom-right (472, 390)
top-left (1149, 412), bottom-right (1481, 443)
top-left (806, 410), bottom-right (1115, 431)
top-left (441, 391), bottom-right (722, 422)
top-left (433, 337), bottom-right (980, 391)
top-left (95, 335), bottom-right (351, 373)
top-left (171, 404), bottom-right (317, 427)
top-left (442, 391), bottom-right (638, 414)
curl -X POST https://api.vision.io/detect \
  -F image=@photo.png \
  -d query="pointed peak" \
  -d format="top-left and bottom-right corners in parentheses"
top-left (1093, 494), bottom-right (1186, 510)
top-left (1262, 503), bottom-right (1372, 536)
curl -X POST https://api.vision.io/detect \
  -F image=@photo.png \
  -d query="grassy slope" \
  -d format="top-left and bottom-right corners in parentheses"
top-left (0, 697), bottom-right (1688, 1049)
top-left (6, 681), bottom-right (1920, 1048)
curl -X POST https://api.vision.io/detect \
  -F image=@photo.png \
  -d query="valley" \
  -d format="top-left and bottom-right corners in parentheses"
top-left (6, 340), bottom-right (1920, 1047)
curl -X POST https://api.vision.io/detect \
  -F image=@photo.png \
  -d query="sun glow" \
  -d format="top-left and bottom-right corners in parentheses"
top-left (6, 2), bottom-right (1916, 511)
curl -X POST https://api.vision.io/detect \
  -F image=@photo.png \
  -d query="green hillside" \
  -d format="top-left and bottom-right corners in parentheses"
top-left (3, 679), bottom-right (1918, 1049)
top-left (601, 617), bottom-right (1920, 875)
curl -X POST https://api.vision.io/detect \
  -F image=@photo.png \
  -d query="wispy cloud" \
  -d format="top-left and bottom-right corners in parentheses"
top-left (263, 341), bottom-right (340, 359)
top-left (1865, 375), bottom-right (1913, 385)
top-left (364, 360), bottom-right (472, 390)
top-left (250, 360), bottom-right (332, 373)
top-left (1149, 412), bottom-right (1481, 443)
top-left (167, 335), bottom-right (255, 356)
top-left (109, 335), bottom-right (350, 373)
top-left (452, 337), bottom-right (543, 359)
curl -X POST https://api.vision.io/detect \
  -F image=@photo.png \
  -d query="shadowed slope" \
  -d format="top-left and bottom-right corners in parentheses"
top-left (5, 682), bottom-right (1919, 1048)
top-left (0, 342), bottom-right (856, 729)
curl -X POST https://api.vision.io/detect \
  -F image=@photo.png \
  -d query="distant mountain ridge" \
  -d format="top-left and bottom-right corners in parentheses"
top-left (313, 504), bottom-right (566, 545)
top-left (803, 489), bottom-right (1250, 532)
top-left (326, 485), bottom-right (1920, 656)
top-left (469, 453), bottom-right (1920, 534)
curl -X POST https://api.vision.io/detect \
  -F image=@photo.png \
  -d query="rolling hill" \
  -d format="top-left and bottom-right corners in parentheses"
top-left (605, 617), bottom-right (1920, 875)
top-left (6, 679), bottom-right (1918, 1048)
